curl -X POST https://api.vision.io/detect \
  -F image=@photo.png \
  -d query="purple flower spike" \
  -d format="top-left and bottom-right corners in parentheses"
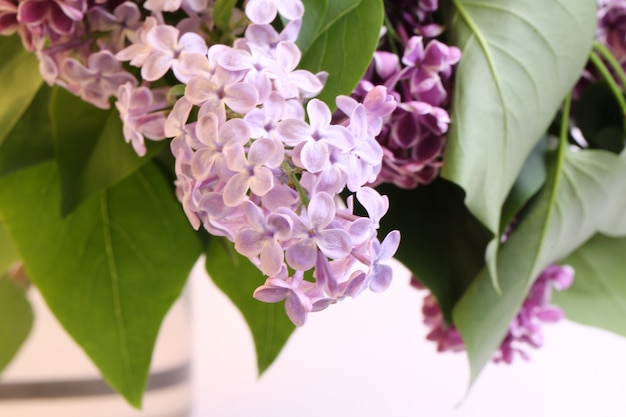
top-left (417, 263), bottom-right (576, 363)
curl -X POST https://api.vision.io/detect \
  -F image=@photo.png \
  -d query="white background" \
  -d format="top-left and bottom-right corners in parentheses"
top-left (188, 259), bottom-right (626, 417)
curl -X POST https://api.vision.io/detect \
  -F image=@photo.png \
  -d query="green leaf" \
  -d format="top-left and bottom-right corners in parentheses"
top-left (0, 274), bottom-right (33, 374)
top-left (378, 179), bottom-right (491, 324)
top-left (297, 0), bottom-right (329, 53)
top-left (0, 161), bottom-right (201, 407)
top-left (442, 0), bottom-right (597, 235)
top-left (0, 85), bottom-right (55, 176)
top-left (298, 0), bottom-right (383, 107)
top-left (553, 234), bottom-right (626, 337)
top-left (50, 87), bottom-right (165, 215)
top-left (205, 238), bottom-right (295, 374)
top-left (0, 220), bottom-right (19, 274)
top-left (0, 35), bottom-right (43, 148)
top-left (500, 138), bottom-right (548, 230)
top-left (453, 144), bottom-right (626, 387)
top-left (213, 0), bottom-right (238, 30)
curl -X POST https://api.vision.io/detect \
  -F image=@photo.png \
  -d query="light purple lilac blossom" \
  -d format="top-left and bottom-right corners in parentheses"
top-left (0, 0), bottom-right (401, 326)
top-left (160, 2), bottom-right (400, 326)
top-left (414, 264), bottom-right (575, 364)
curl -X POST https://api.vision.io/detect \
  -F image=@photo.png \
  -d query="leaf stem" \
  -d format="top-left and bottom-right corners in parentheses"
top-left (589, 50), bottom-right (626, 117)
top-left (593, 41), bottom-right (626, 89)
top-left (559, 93), bottom-right (572, 152)
top-left (281, 161), bottom-right (310, 207)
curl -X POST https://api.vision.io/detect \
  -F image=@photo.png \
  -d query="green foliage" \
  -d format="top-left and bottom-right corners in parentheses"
top-left (443, 0), bottom-right (596, 235)
top-left (378, 179), bottom-right (491, 324)
top-left (50, 87), bottom-right (166, 215)
top-left (554, 234), bottom-right (626, 336)
top-left (0, 162), bottom-right (202, 407)
top-left (0, 35), bottom-right (42, 148)
top-left (213, 0), bottom-right (239, 30)
top-left (0, 275), bottom-right (33, 374)
top-left (0, 220), bottom-right (19, 274)
top-left (0, 85), bottom-right (54, 176)
top-left (453, 140), bottom-right (626, 386)
top-left (499, 139), bottom-right (548, 231)
top-left (205, 238), bottom-right (295, 374)
top-left (298, 0), bottom-right (383, 107)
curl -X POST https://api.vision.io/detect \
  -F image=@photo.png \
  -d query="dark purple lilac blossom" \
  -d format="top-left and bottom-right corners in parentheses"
top-left (598, 0), bottom-right (626, 63)
top-left (354, 0), bottom-right (461, 189)
top-left (414, 264), bottom-right (575, 363)
top-left (0, 0), bottom-right (19, 36)
top-left (17, 0), bottom-right (86, 46)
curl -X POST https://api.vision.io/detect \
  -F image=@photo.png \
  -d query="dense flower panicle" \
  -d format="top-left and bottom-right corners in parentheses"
top-left (415, 264), bottom-right (575, 363)
top-left (1, 0), bottom-right (400, 326)
top-left (355, 1), bottom-right (461, 189)
top-left (159, 1), bottom-right (398, 325)
top-left (159, 4), bottom-right (399, 325)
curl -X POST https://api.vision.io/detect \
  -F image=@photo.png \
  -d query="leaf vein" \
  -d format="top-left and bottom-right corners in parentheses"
top-left (453, 0), bottom-right (509, 172)
top-left (461, 1), bottom-right (557, 57)
top-left (100, 191), bottom-right (134, 394)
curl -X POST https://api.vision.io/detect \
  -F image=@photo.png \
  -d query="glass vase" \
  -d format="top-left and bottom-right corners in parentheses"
top-left (0, 288), bottom-right (191, 417)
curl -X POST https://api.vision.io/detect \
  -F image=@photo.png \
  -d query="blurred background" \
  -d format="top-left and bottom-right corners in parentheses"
top-left (189, 258), bottom-right (626, 417)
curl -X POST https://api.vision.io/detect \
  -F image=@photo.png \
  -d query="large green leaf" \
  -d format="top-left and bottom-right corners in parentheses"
top-left (442, 0), bottom-right (596, 236)
top-left (205, 238), bottom-right (295, 374)
top-left (50, 87), bottom-right (165, 215)
top-left (553, 234), bottom-right (626, 337)
top-left (453, 144), bottom-right (626, 387)
top-left (0, 162), bottom-right (201, 407)
top-left (0, 35), bottom-right (42, 147)
top-left (0, 274), bottom-right (33, 374)
top-left (0, 85), bottom-right (54, 176)
top-left (298, 0), bottom-right (383, 106)
top-left (378, 179), bottom-right (491, 324)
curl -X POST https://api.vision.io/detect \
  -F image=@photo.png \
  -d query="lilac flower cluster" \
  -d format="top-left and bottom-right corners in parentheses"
top-left (161, 5), bottom-right (400, 326)
top-left (413, 264), bottom-right (575, 364)
top-left (352, 0), bottom-right (461, 189)
top-left (1, 0), bottom-right (401, 326)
